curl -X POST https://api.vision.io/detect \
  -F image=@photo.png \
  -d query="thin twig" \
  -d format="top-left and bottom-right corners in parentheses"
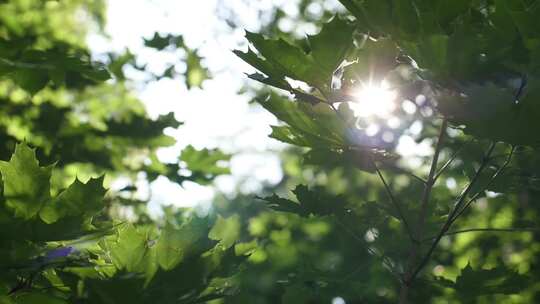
top-left (433, 139), bottom-right (472, 182)
top-left (422, 227), bottom-right (540, 241)
top-left (387, 165), bottom-right (427, 185)
top-left (451, 146), bottom-right (515, 222)
top-left (445, 142), bottom-right (497, 226)
top-left (373, 161), bottom-right (415, 242)
top-left (407, 142), bottom-right (497, 283)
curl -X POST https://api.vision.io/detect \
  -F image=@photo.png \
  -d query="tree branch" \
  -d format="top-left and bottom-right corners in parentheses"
top-left (386, 164), bottom-right (427, 185)
top-left (407, 142), bottom-right (497, 283)
top-left (328, 100), bottom-right (416, 244)
top-left (451, 145), bottom-right (515, 222)
top-left (422, 226), bottom-right (540, 241)
top-left (399, 118), bottom-right (447, 303)
top-left (415, 119), bottom-right (448, 239)
top-left (433, 139), bottom-right (472, 182)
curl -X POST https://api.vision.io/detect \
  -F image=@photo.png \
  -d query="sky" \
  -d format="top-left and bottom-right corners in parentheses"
top-left (87, 0), bottom-right (431, 212)
top-left (88, 0), bottom-right (295, 210)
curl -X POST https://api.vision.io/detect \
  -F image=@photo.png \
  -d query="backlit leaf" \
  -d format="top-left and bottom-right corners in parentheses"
top-left (0, 143), bottom-right (52, 219)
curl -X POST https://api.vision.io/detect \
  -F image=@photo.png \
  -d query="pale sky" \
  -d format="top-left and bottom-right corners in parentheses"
top-left (88, 0), bottom-right (295, 210)
top-left (88, 0), bottom-right (431, 212)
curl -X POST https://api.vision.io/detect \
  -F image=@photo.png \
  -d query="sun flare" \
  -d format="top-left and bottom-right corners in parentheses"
top-left (350, 81), bottom-right (397, 118)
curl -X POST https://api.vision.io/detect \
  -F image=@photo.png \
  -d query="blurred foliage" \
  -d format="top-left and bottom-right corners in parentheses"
top-left (0, 0), bottom-right (177, 185)
top-left (142, 32), bottom-right (211, 89)
top-left (0, 0), bottom-right (230, 303)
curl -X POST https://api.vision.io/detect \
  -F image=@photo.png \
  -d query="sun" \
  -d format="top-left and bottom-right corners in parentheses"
top-left (349, 81), bottom-right (397, 118)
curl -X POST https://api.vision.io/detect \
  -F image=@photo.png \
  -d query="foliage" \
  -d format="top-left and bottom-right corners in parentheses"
top-left (233, 1), bottom-right (540, 303)
top-left (2, 0), bottom-right (540, 304)
top-left (0, 143), bottom-right (241, 304)
top-left (0, 1), bottom-right (235, 303)
top-left (143, 32), bottom-right (211, 89)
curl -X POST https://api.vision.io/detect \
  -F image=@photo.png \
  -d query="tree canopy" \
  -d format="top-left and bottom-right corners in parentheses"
top-left (1, 0), bottom-right (540, 303)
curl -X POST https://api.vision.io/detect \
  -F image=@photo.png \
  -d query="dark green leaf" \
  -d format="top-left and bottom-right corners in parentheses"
top-left (0, 143), bottom-right (52, 219)
top-left (39, 176), bottom-right (106, 224)
top-left (438, 263), bottom-right (529, 300)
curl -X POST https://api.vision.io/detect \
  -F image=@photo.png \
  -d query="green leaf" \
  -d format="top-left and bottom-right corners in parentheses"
top-left (155, 224), bottom-right (186, 271)
top-left (185, 50), bottom-right (210, 89)
top-left (238, 17), bottom-right (354, 92)
top-left (478, 146), bottom-right (540, 193)
top-left (209, 215), bottom-right (241, 249)
top-left (234, 240), bottom-right (258, 256)
top-left (39, 176), bottom-right (106, 224)
top-left (156, 218), bottom-right (209, 270)
top-left (245, 31), bottom-right (317, 80)
top-left (0, 143), bottom-right (52, 219)
top-left (337, 0), bottom-right (365, 23)
top-left (293, 185), bottom-right (348, 217)
top-left (438, 263), bottom-right (529, 300)
top-left (12, 68), bottom-right (49, 94)
top-left (343, 38), bottom-right (398, 82)
top-left (402, 35), bottom-right (449, 76)
top-left (233, 49), bottom-right (292, 90)
top-left (105, 225), bottom-right (153, 273)
top-left (261, 185), bottom-right (348, 217)
top-left (360, 0), bottom-right (394, 34)
top-left (108, 50), bottom-right (137, 81)
top-left (144, 33), bottom-right (185, 50)
top-left (259, 94), bottom-right (347, 149)
top-left (307, 17), bottom-right (355, 77)
top-left (394, 0), bottom-right (421, 36)
top-left (436, 0), bottom-right (470, 28)
top-left (180, 145), bottom-right (231, 176)
top-left (1, 47), bottom-right (111, 93)
top-left (104, 112), bottom-right (182, 138)
top-left (439, 79), bottom-right (540, 147)
top-left (260, 194), bottom-right (303, 215)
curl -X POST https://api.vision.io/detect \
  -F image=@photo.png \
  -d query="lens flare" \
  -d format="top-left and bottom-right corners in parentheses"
top-left (350, 81), bottom-right (397, 118)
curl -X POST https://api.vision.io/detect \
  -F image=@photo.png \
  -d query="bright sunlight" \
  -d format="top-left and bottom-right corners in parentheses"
top-left (350, 81), bottom-right (397, 118)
